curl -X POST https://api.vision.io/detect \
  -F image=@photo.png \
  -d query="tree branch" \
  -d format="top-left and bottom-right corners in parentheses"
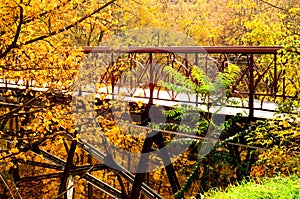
top-left (0, 5), bottom-right (23, 59)
top-left (23, 0), bottom-right (72, 25)
top-left (258, 0), bottom-right (300, 16)
top-left (0, 90), bottom-right (48, 121)
top-left (24, 0), bottom-right (118, 46)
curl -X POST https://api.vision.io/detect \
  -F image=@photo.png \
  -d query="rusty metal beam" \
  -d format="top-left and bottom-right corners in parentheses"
top-left (57, 139), bottom-right (77, 198)
top-left (249, 54), bottom-right (254, 120)
top-left (82, 46), bottom-right (284, 54)
top-left (31, 146), bottom-right (127, 198)
top-left (130, 132), bottom-right (155, 199)
top-left (16, 159), bottom-right (63, 170)
top-left (154, 132), bottom-right (181, 194)
top-left (77, 138), bottom-right (164, 199)
top-left (18, 172), bottom-right (124, 198)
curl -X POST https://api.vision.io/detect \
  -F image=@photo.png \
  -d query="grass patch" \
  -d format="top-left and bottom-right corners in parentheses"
top-left (203, 175), bottom-right (300, 199)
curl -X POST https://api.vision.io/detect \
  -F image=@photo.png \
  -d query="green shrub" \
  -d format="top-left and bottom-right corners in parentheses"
top-left (203, 175), bottom-right (300, 199)
top-left (246, 98), bottom-right (300, 178)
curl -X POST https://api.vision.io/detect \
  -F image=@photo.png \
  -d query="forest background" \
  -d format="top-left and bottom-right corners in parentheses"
top-left (0, 0), bottom-right (299, 198)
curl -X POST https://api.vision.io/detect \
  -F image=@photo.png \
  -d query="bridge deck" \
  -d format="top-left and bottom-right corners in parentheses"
top-left (0, 80), bottom-right (278, 119)
top-left (97, 86), bottom-right (278, 119)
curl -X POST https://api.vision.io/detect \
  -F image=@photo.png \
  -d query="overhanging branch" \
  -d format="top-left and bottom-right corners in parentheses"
top-left (24, 0), bottom-right (118, 46)
top-left (258, 0), bottom-right (300, 17)
top-left (0, 5), bottom-right (23, 59)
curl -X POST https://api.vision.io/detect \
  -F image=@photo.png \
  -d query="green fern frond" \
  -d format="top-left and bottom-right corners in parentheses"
top-left (191, 66), bottom-right (210, 84)
top-left (162, 66), bottom-right (197, 92)
top-left (161, 82), bottom-right (193, 94)
top-left (166, 138), bottom-right (196, 147)
top-left (220, 63), bottom-right (240, 86)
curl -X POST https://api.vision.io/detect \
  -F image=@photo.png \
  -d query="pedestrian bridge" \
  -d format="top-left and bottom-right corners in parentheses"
top-left (89, 46), bottom-right (296, 120)
top-left (2, 46), bottom-right (297, 120)
top-left (0, 46), bottom-right (298, 199)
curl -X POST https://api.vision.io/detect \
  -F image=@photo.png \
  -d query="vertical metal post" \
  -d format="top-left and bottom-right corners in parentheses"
top-left (171, 54), bottom-right (175, 100)
top-left (249, 54), bottom-right (254, 120)
top-left (273, 53), bottom-right (277, 98)
top-left (130, 53), bottom-right (133, 91)
top-left (149, 53), bottom-right (154, 105)
top-left (9, 117), bottom-right (13, 131)
top-left (195, 52), bottom-right (198, 66)
top-left (111, 52), bottom-right (115, 100)
top-left (15, 116), bottom-right (18, 131)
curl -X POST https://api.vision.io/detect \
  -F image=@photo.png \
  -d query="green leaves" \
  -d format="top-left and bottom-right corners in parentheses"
top-left (162, 66), bottom-right (197, 94)
top-left (243, 98), bottom-right (300, 177)
top-left (160, 58), bottom-right (243, 196)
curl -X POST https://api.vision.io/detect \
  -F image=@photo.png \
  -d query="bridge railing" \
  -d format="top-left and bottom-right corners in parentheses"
top-left (0, 46), bottom-right (297, 119)
top-left (82, 46), bottom-right (298, 119)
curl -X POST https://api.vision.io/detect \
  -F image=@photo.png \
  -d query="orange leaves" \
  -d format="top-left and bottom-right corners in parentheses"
top-left (37, 126), bottom-right (44, 133)
top-left (0, 1), bottom-right (124, 198)
top-left (250, 165), bottom-right (266, 178)
top-left (10, 147), bottom-right (19, 154)
top-left (217, 165), bottom-right (237, 181)
top-left (44, 111), bottom-right (52, 121)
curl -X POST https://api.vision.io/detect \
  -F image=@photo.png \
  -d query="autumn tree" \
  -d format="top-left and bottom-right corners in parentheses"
top-left (117, 0), bottom-right (299, 46)
top-left (0, 0), bottom-right (299, 198)
top-left (0, 0), bottom-right (124, 198)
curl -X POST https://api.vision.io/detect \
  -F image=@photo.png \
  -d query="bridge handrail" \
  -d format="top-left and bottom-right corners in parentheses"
top-left (82, 46), bottom-right (284, 54)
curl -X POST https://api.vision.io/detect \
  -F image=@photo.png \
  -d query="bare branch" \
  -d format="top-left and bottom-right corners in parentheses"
top-left (258, 0), bottom-right (300, 16)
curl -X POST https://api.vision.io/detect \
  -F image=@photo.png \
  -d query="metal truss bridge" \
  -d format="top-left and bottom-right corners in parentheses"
top-left (0, 46), bottom-right (298, 198)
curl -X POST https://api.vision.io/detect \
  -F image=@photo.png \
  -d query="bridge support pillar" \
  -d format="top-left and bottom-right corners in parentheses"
top-left (130, 131), bottom-right (180, 198)
top-left (130, 131), bottom-right (155, 199)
